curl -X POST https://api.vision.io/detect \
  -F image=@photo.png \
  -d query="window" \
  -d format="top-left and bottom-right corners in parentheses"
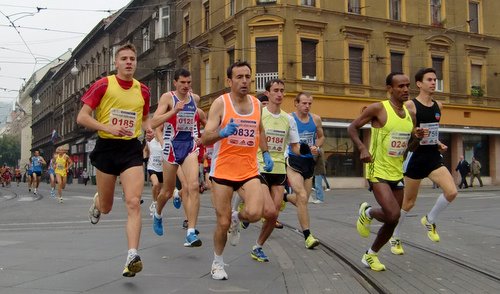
top-left (159, 6), bottom-right (170, 38)
top-left (389, 0), bottom-right (401, 21)
top-left (184, 14), bottom-right (190, 42)
top-left (255, 37), bottom-right (278, 92)
top-left (463, 134), bottom-right (489, 176)
top-left (390, 52), bottom-right (403, 73)
top-left (349, 46), bottom-right (363, 84)
top-left (203, 1), bottom-right (210, 32)
top-left (257, 0), bottom-right (277, 3)
top-left (109, 45), bottom-right (117, 72)
top-left (301, 39), bottom-right (317, 80)
top-left (323, 128), bottom-right (363, 177)
top-left (468, 1), bottom-right (479, 33)
top-left (142, 27), bottom-right (150, 52)
top-left (348, 0), bottom-right (361, 14)
top-left (203, 59), bottom-right (211, 94)
top-left (471, 64), bottom-right (482, 87)
top-left (227, 48), bottom-right (235, 66)
top-left (229, 0), bottom-right (235, 16)
top-left (430, 0), bottom-right (442, 26)
top-left (301, 0), bottom-right (316, 6)
top-left (432, 56), bottom-right (444, 92)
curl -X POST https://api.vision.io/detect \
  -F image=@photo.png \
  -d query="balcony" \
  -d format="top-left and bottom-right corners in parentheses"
top-left (255, 72), bottom-right (278, 93)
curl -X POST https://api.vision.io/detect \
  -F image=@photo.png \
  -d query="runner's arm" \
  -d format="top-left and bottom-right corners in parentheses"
top-left (201, 98), bottom-right (224, 146)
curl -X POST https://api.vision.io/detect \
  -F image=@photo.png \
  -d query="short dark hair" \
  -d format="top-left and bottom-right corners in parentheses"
top-left (386, 72), bottom-right (405, 86)
top-left (257, 93), bottom-right (269, 102)
top-left (415, 68), bottom-right (436, 83)
top-left (174, 68), bottom-right (191, 81)
top-left (265, 78), bottom-right (284, 91)
top-left (226, 61), bottom-right (252, 79)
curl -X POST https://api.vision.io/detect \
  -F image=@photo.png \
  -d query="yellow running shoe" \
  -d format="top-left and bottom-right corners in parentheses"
top-left (362, 252), bottom-right (386, 271)
top-left (279, 200), bottom-right (286, 211)
top-left (305, 234), bottom-right (320, 249)
top-left (122, 255), bottom-right (143, 277)
top-left (421, 215), bottom-right (440, 242)
top-left (389, 237), bottom-right (405, 255)
top-left (356, 202), bottom-right (372, 238)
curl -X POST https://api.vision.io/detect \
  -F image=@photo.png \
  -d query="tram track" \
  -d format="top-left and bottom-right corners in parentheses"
top-left (281, 215), bottom-right (500, 294)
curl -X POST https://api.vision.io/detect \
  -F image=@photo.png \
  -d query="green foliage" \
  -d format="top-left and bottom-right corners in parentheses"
top-left (0, 134), bottom-right (20, 167)
top-left (471, 86), bottom-right (484, 97)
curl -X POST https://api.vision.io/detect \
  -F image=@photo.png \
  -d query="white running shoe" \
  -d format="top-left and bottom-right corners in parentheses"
top-left (211, 261), bottom-right (228, 280)
top-left (227, 210), bottom-right (240, 246)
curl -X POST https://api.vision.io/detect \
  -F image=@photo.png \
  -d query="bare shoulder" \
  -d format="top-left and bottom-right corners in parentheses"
top-left (435, 100), bottom-right (444, 110)
top-left (404, 99), bottom-right (416, 112)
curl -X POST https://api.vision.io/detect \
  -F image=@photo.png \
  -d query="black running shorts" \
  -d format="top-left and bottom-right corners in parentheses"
top-left (286, 155), bottom-right (315, 179)
top-left (404, 150), bottom-right (444, 180)
top-left (90, 138), bottom-right (143, 176)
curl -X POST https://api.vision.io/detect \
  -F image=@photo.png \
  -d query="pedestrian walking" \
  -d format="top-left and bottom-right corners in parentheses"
top-left (455, 155), bottom-right (470, 189)
top-left (469, 156), bottom-right (483, 187)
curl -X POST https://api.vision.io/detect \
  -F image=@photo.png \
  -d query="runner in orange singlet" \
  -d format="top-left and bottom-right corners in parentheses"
top-left (201, 61), bottom-right (275, 280)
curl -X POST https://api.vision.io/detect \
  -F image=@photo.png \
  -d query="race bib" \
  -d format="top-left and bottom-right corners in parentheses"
top-left (227, 118), bottom-right (257, 147)
top-left (299, 131), bottom-right (315, 146)
top-left (110, 108), bottom-right (137, 134)
top-left (266, 129), bottom-right (286, 152)
top-left (387, 131), bottom-right (411, 157)
top-left (420, 122), bottom-right (439, 145)
top-left (176, 111), bottom-right (195, 132)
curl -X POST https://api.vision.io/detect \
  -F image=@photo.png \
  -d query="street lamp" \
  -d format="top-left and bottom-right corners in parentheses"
top-left (70, 60), bottom-right (79, 76)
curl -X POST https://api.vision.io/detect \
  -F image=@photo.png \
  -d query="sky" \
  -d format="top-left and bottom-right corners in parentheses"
top-left (0, 0), bottom-right (131, 106)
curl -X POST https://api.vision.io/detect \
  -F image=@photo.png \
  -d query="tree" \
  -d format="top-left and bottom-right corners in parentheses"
top-left (0, 134), bottom-right (21, 167)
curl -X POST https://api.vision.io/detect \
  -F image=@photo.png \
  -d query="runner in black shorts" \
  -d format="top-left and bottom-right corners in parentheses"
top-left (391, 68), bottom-right (458, 255)
top-left (284, 92), bottom-right (324, 250)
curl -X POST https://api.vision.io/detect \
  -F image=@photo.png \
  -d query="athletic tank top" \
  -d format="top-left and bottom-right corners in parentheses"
top-left (366, 100), bottom-right (413, 181)
top-left (32, 156), bottom-right (43, 171)
top-left (147, 138), bottom-right (163, 172)
top-left (258, 107), bottom-right (291, 174)
top-left (210, 94), bottom-right (261, 181)
top-left (163, 92), bottom-right (198, 143)
top-left (48, 158), bottom-right (55, 172)
top-left (288, 113), bottom-right (316, 159)
top-left (96, 75), bottom-right (144, 139)
top-left (54, 154), bottom-right (69, 175)
top-left (412, 98), bottom-right (441, 153)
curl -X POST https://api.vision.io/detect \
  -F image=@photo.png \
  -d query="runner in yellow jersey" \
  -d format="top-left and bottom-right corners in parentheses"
top-left (53, 146), bottom-right (72, 203)
top-left (249, 78), bottom-right (302, 262)
top-left (77, 43), bottom-right (153, 277)
top-left (348, 72), bottom-right (423, 271)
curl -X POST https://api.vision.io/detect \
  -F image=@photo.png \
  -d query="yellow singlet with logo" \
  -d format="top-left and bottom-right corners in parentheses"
top-left (366, 100), bottom-right (413, 181)
top-left (257, 107), bottom-right (290, 174)
top-left (95, 75), bottom-right (144, 139)
top-left (54, 154), bottom-right (69, 177)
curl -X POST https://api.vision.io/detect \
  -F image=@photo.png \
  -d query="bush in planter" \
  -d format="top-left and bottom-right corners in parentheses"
top-left (471, 86), bottom-right (484, 97)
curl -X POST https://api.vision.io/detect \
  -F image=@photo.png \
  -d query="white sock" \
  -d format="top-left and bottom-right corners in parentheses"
top-left (154, 211), bottom-right (162, 219)
top-left (367, 248), bottom-right (376, 254)
top-left (427, 194), bottom-right (450, 224)
top-left (393, 209), bottom-right (408, 239)
top-left (187, 228), bottom-right (195, 235)
top-left (127, 248), bottom-right (137, 258)
top-left (253, 243), bottom-right (262, 250)
top-left (365, 207), bottom-right (372, 219)
top-left (232, 210), bottom-right (240, 223)
top-left (213, 253), bottom-right (224, 265)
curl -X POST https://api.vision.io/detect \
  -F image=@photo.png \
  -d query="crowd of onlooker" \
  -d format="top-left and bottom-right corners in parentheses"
top-left (0, 164), bottom-right (22, 187)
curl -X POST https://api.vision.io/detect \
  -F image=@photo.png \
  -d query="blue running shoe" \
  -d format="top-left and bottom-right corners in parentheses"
top-left (153, 214), bottom-right (163, 236)
top-left (173, 196), bottom-right (181, 209)
top-left (251, 247), bottom-right (269, 262)
top-left (184, 232), bottom-right (202, 247)
top-left (173, 189), bottom-right (181, 209)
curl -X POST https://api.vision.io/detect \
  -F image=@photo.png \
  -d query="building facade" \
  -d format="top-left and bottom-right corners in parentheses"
top-left (29, 0), bottom-right (500, 187)
top-left (175, 0), bottom-right (500, 186)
